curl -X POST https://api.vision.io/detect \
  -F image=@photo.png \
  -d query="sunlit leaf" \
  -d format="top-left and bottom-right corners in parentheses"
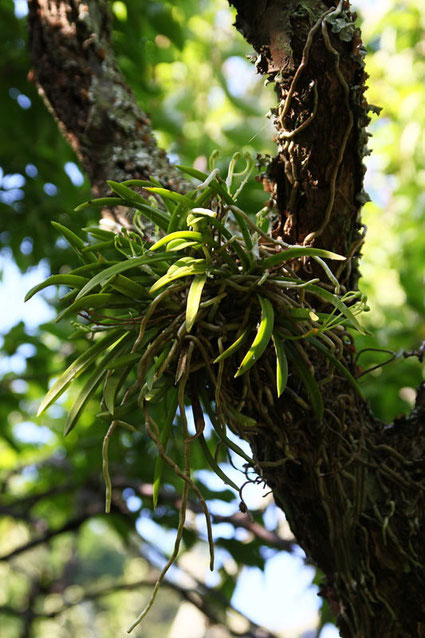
top-left (262, 247), bottom-right (346, 268)
top-left (64, 334), bottom-right (131, 436)
top-left (37, 330), bottom-right (122, 416)
top-left (25, 274), bottom-right (89, 301)
top-left (52, 221), bottom-right (96, 264)
top-left (186, 274), bottom-right (207, 332)
top-left (149, 262), bottom-right (207, 294)
top-left (235, 296), bottom-right (274, 377)
top-left (272, 334), bottom-right (288, 397)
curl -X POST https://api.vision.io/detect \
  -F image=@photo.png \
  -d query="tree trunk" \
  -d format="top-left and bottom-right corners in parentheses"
top-left (228, 2), bottom-right (425, 636)
top-left (27, 1), bottom-right (425, 636)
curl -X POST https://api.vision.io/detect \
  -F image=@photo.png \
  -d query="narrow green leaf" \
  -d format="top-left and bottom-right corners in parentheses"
top-left (103, 372), bottom-right (122, 414)
top-left (56, 293), bottom-right (133, 322)
top-left (105, 329), bottom-right (159, 373)
top-left (108, 181), bottom-right (173, 228)
top-left (83, 227), bottom-right (116, 240)
top-left (288, 308), bottom-right (332, 322)
top-left (144, 375), bottom-right (174, 403)
top-left (225, 404), bottom-right (258, 428)
top-left (75, 255), bottom-right (175, 301)
top-left (65, 262), bottom-right (120, 277)
top-left (167, 200), bottom-right (189, 233)
top-left (25, 275), bottom-right (89, 302)
top-left (193, 186), bottom-right (216, 207)
top-left (165, 238), bottom-right (200, 252)
top-left (186, 215), bottom-right (212, 227)
top-left (198, 434), bottom-right (239, 491)
top-left (272, 334), bottom-right (288, 397)
top-left (262, 247), bottom-right (346, 269)
top-left (200, 392), bottom-right (254, 464)
top-left (214, 326), bottom-right (250, 363)
top-left (152, 388), bottom-right (178, 508)
top-left (121, 179), bottom-right (161, 189)
top-left (75, 197), bottom-right (123, 212)
top-left (145, 363), bottom-right (156, 392)
top-left (131, 201), bottom-right (170, 230)
top-left (64, 335), bottom-right (130, 436)
top-left (149, 263), bottom-right (207, 294)
top-left (103, 362), bottom-right (138, 418)
top-left (143, 187), bottom-right (196, 208)
top-left (167, 256), bottom-right (204, 273)
top-left (76, 185), bottom-right (177, 230)
top-left (285, 343), bottom-right (324, 421)
top-left (58, 289), bottom-right (79, 307)
top-left (145, 346), bottom-right (172, 392)
top-left (208, 180), bottom-right (235, 206)
top-left (110, 274), bottom-right (149, 299)
top-left (51, 222), bottom-right (96, 264)
top-left (37, 330), bottom-right (122, 416)
top-left (228, 208), bottom-right (253, 255)
top-left (150, 230), bottom-right (207, 251)
top-left (186, 210), bottom-right (250, 270)
top-left (186, 275), bottom-right (207, 332)
top-left (175, 165), bottom-right (209, 182)
top-left (235, 296), bottom-right (274, 377)
top-left (82, 240), bottom-right (115, 253)
top-left (113, 233), bottom-right (147, 257)
top-left (104, 352), bottom-right (140, 370)
top-left (107, 180), bottom-right (148, 204)
top-left (306, 335), bottom-right (365, 398)
top-left (97, 396), bottom-right (138, 421)
top-left (307, 284), bottom-right (366, 334)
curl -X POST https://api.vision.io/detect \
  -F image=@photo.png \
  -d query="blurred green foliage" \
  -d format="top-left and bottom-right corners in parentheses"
top-left (356, 0), bottom-right (425, 422)
top-left (1, 0), bottom-right (425, 635)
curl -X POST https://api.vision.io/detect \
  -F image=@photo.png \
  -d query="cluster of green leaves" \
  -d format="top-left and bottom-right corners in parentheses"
top-left (28, 154), bottom-right (367, 438)
top-left (25, 154), bottom-right (368, 629)
top-left (0, 1), bottom-right (276, 634)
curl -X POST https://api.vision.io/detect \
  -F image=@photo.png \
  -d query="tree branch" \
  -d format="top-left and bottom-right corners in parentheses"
top-left (0, 574), bottom-right (281, 638)
top-left (0, 473), bottom-right (293, 563)
top-left (1, 515), bottom-right (282, 638)
top-left (131, 481), bottom-right (295, 552)
top-left (27, 0), bottom-right (188, 199)
top-left (0, 502), bottom-right (104, 562)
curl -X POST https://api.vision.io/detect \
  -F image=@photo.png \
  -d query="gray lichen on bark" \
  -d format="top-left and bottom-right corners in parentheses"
top-left (28, 0), bottom-right (189, 201)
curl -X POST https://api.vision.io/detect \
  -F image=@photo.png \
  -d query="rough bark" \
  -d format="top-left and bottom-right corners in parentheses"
top-left (27, 0), bottom-right (188, 227)
top-left (26, 1), bottom-right (425, 637)
top-left (228, 2), bottom-right (425, 637)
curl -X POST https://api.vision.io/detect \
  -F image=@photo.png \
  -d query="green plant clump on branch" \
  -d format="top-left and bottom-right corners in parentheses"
top-left (26, 153), bottom-right (368, 631)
